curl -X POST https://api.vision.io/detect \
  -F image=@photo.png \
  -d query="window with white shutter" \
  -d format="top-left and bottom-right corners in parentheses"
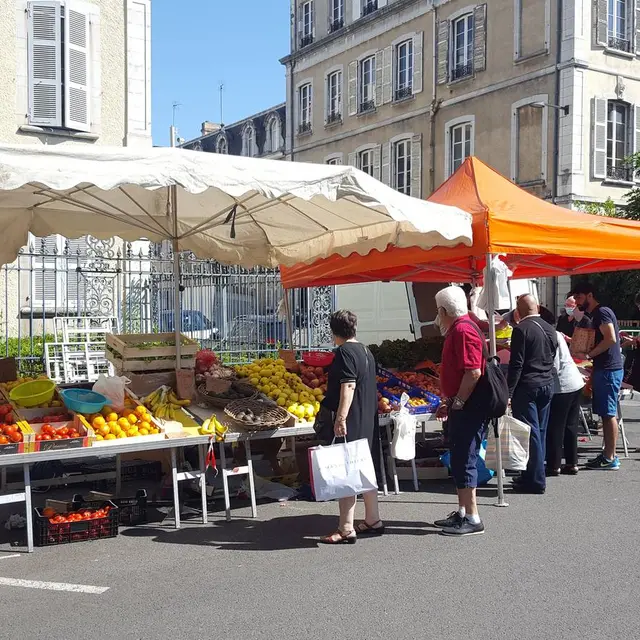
top-left (27, 0), bottom-right (96, 132)
top-left (592, 98), bottom-right (608, 179)
top-left (300, 1), bottom-right (314, 47)
top-left (64, 3), bottom-right (91, 132)
top-left (28, 1), bottom-right (62, 127)
top-left (410, 134), bottom-right (422, 198)
top-left (359, 56), bottom-right (376, 113)
top-left (436, 20), bottom-right (449, 85)
top-left (394, 40), bottom-right (413, 101)
top-left (358, 148), bottom-right (374, 176)
top-left (445, 118), bottom-right (475, 178)
top-left (326, 70), bottom-right (342, 124)
top-left (381, 142), bottom-right (391, 185)
top-left (412, 32), bottom-right (423, 95)
top-left (298, 83), bottom-right (313, 134)
top-left (451, 14), bottom-right (474, 81)
top-left (347, 61), bottom-right (358, 116)
top-left (604, 100), bottom-right (633, 181)
top-left (392, 138), bottom-right (412, 195)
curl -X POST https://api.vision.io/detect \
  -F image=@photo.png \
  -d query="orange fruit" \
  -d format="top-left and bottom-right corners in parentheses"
top-left (107, 420), bottom-right (118, 431)
top-left (138, 428), bottom-right (149, 436)
top-left (127, 414), bottom-right (138, 425)
top-left (139, 421), bottom-right (151, 431)
top-left (134, 405), bottom-right (147, 416)
top-left (118, 418), bottom-right (130, 429)
top-left (92, 416), bottom-right (106, 428)
top-left (98, 425), bottom-right (110, 437)
top-left (106, 412), bottom-right (119, 423)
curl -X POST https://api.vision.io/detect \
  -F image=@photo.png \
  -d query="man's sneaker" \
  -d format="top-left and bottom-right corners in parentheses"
top-left (440, 517), bottom-right (485, 537)
top-left (585, 453), bottom-right (620, 470)
top-left (433, 511), bottom-right (463, 528)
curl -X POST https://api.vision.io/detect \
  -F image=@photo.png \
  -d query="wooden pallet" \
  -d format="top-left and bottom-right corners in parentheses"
top-left (106, 333), bottom-right (198, 372)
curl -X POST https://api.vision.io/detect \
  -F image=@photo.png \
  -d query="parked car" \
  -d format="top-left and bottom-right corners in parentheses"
top-left (159, 310), bottom-right (219, 344)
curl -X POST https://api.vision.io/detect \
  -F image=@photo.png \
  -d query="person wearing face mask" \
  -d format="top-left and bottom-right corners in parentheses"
top-left (433, 286), bottom-right (487, 537)
top-left (572, 282), bottom-right (623, 471)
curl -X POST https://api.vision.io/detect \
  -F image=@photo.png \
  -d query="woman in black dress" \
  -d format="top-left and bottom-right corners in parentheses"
top-left (320, 310), bottom-right (382, 544)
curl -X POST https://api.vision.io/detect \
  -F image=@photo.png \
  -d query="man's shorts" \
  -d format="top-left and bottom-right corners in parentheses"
top-left (592, 369), bottom-right (623, 418)
top-left (447, 409), bottom-right (487, 489)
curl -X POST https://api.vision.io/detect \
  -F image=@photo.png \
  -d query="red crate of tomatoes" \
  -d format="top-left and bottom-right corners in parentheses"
top-left (34, 500), bottom-right (119, 546)
top-left (0, 402), bottom-right (34, 454)
top-left (30, 414), bottom-right (92, 451)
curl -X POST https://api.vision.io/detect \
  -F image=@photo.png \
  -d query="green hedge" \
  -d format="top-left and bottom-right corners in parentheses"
top-left (0, 335), bottom-right (55, 375)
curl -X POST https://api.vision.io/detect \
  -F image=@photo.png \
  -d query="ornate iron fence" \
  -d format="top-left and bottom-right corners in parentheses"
top-left (0, 237), bottom-right (335, 373)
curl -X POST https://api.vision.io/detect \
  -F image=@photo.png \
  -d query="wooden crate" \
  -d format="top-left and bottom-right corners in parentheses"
top-left (106, 333), bottom-right (198, 372)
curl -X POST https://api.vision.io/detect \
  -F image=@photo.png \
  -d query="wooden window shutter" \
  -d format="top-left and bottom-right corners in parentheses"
top-left (410, 134), bottom-right (422, 198)
top-left (352, 0), bottom-right (361, 21)
top-left (436, 20), bottom-right (449, 85)
top-left (382, 46), bottom-right (393, 104)
top-left (378, 0), bottom-right (387, 6)
top-left (635, 104), bottom-right (640, 181)
top-left (312, 0), bottom-right (316, 38)
top-left (473, 4), bottom-right (487, 73)
top-left (592, 98), bottom-right (607, 179)
top-left (635, 0), bottom-right (640, 53)
top-left (412, 31), bottom-right (424, 95)
top-left (595, 0), bottom-right (607, 46)
top-left (381, 142), bottom-right (391, 185)
top-left (28, 1), bottom-right (62, 127)
top-left (347, 61), bottom-right (358, 115)
top-left (64, 2), bottom-right (91, 132)
top-left (65, 238), bottom-right (88, 308)
top-left (375, 50), bottom-right (384, 107)
top-left (373, 145), bottom-right (381, 180)
top-left (348, 152), bottom-right (357, 167)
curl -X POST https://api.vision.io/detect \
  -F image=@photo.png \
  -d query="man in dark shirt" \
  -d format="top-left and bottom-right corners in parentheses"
top-left (573, 282), bottom-right (623, 470)
top-left (507, 294), bottom-right (558, 494)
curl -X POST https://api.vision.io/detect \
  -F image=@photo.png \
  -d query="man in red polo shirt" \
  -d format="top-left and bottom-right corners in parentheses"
top-left (433, 285), bottom-right (486, 537)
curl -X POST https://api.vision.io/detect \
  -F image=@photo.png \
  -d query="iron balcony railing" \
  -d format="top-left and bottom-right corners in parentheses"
top-left (607, 164), bottom-right (634, 182)
top-left (329, 17), bottom-right (344, 32)
top-left (451, 62), bottom-right (473, 81)
top-left (362, 0), bottom-right (378, 17)
top-left (358, 99), bottom-right (376, 114)
top-left (608, 36), bottom-right (631, 52)
top-left (394, 86), bottom-right (413, 101)
top-left (326, 110), bottom-right (342, 125)
top-left (298, 121), bottom-right (312, 135)
top-left (300, 34), bottom-right (314, 48)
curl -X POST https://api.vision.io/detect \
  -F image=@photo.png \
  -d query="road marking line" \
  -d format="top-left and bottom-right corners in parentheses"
top-left (0, 554), bottom-right (21, 561)
top-left (0, 577), bottom-right (109, 594)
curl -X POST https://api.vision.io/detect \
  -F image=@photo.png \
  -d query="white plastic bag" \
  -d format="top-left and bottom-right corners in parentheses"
top-left (485, 414), bottom-right (531, 471)
top-left (390, 393), bottom-right (417, 461)
top-left (308, 438), bottom-right (377, 501)
top-left (92, 374), bottom-right (130, 411)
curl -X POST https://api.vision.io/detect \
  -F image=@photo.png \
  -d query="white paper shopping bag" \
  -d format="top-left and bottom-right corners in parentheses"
top-left (308, 438), bottom-right (377, 501)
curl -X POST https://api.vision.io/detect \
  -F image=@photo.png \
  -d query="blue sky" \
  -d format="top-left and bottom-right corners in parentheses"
top-left (151, 1), bottom-right (290, 146)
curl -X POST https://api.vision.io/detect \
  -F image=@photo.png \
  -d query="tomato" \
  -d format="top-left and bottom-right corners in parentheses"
top-left (0, 435), bottom-right (8, 445)
top-left (41, 434), bottom-right (52, 441)
top-left (9, 431), bottom-right (22, 443)
top-left (41, 424), bottom-right (55, 436)
top-left (52, 515), bottom-right (65, 524)
top-left (56, 426), bottom-right (69, 437)
top-left (68, 431), bottom-right (80, 439)
top-left (3, 425), bottom-right (17, 435)
top-left (35, 434), bottom-right (43, 441)
top-left (42, 507), bottom-right (56, 518)
top-left (4, 413), bottom-right (13, 424)
top-left (52, 435), bottom-right (62, 440)
top-left (81, 510), bottom-right (93, 520)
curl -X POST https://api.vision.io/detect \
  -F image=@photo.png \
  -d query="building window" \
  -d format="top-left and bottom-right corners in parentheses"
top-left (298, 83), bottom-right (312, 134)
top-left (215, 135), bottom-right (228, 154)
top-left (393, 139), bottom-right (412, 195)
top-left (326, 70), bottom-right (342, 124)
top-left (27, 1), bottom-right (96, 132)
top-left (300, 1), bottom-right (314, 47)
top-left (359, 148), bottom-right (375, 176)
top-left (607, 101), bottom-right (632, 180)
top-left (265, 116), bottom-right (281, 153)
top-left (395, 40), bottom-right (414, 100)
top-left (451, 14), bottom-right (474, 81)
top-left (608, 0), bottom-right (631, 52)
top-left (362, 0), bottom-right (378, 17)
top-left (449, 122), bottom-right (473, 176)
top-left (241, 124), bottom-right (257, 157)
top-left (359, 56), bottom-right (376, 113)
top-left (329, 0), bottom-right (344, 32)
top-left (326, 156), bottom-right (342, 165)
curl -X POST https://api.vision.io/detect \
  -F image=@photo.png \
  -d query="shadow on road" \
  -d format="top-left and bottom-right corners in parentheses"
top-left (120, 514), bottom-right (438, 551)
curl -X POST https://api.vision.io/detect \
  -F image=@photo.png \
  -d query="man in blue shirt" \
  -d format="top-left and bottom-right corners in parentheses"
top-left (572, 282), bottom-right (623, 470)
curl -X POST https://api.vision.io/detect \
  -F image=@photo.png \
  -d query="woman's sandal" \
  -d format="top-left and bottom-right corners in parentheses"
top-left (355, 520), bottom-right (385, 536)
top-left (319, 530), bottom-right (357, 545)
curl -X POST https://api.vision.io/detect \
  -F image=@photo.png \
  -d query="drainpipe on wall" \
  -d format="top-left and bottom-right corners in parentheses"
top-left (288, 2), bottom-right (297, 162)
top-left (550, 0), bottom-right (564, 311)
top-left (428, 5), bottom-right (439, 195)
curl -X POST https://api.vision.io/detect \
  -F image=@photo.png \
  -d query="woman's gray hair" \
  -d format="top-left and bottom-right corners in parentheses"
top-left (435, 286), bottom-right (468, 318)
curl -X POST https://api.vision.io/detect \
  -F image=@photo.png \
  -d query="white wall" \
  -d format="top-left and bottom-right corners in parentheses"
top-left (336, 282), bottom-right (413, 345)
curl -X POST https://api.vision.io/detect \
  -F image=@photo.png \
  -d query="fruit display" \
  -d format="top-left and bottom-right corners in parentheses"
top-left (141, 386), bottom-right (190, 420)
top-left (195, 349), bottom-right (235, 384)
top-left (88, 404), bottom-right (160, 441)
top-left (34, 423), bottom-right (81, 442)
top-left (0, 423), bottom-right (24, 444)
top-left (35, 502), bottom-right (118, 546)
top-left (199, 414), bottom-right (228, 440)
top-left (235, 358), bottom-right (323, 423)
top-left (393, 372), bottom-right (441, 396)
top-left (298, 364), bottom-right (328, 396)
top-left (368, 337), bottom-right (444, 370)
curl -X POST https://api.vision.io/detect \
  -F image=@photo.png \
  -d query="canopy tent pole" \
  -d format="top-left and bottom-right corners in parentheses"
top-left (485, 253), bottom-right (508, 508)
top-left (282, 290), bottom-right (295, 351)
top-left (170, 185), bottom-right (182, 362)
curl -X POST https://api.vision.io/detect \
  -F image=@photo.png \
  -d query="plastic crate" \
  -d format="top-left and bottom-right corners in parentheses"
top-left (379, 386), bottom-right (439, 415)
top-left (73, 490), bottom-right (148, 526)
top-left (33, 500), bottom-right (119, 547)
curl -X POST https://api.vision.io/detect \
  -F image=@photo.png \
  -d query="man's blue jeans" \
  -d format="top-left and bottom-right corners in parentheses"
top-left (511, 384), bottom-right (553, 492)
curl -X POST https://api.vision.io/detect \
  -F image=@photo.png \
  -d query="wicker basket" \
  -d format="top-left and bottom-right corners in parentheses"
top-left (197, 381), bottom-right (258, 409)
top-left (224, 397), bottom-right (289, 430)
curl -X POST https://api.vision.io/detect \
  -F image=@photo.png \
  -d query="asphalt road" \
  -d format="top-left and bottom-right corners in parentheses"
top-left (0, 400), bottom-right (638, 640)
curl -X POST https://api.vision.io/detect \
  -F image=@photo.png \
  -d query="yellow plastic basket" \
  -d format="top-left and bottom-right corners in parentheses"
top-left (9, 379), bottom-right (56, 408)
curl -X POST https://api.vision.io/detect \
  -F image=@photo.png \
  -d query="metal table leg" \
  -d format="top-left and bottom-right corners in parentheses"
top-left (385, 422), bottom-right (400, 495)
top-left (378, 434), bottom-right (388, 496)
top-left (198, 444), bottom-right (208, 524)
top-left (23, 464), bottom-right (33, 553)
top-left (410, 458), bottom-right (419, 492)
top-left (219, 442), bottom-right (231, 522)
top-left (245, 440), bottom-right (258, 518)
top-left (115, 454), bottom-right (122, 495)
top-left (170, 448), bottom-right (180, 529)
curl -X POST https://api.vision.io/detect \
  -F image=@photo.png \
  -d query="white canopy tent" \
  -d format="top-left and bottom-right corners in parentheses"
top-left (0, 143), bottom-right (473, 354)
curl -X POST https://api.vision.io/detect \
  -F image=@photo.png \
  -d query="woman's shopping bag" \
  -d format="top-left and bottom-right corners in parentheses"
top-left (308, 439), bottom-right (377, 501)
top-left (485, 414), bottom-right (531, 471)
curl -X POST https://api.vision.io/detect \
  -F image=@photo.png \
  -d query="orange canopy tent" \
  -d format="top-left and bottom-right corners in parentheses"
top-left (281, 157), bottom-right (640, 288)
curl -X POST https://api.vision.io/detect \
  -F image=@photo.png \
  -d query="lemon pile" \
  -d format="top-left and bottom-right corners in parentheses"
top-left (235, 358), bottom-right (324, 423)
top-left (89, 404), bottom-right (161, 441)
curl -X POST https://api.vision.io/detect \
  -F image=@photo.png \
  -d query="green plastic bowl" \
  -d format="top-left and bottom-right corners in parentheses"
top-left (9, 379), bottom-right (56, 408)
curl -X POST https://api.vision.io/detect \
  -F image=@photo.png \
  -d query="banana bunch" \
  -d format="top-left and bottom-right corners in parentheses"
top-left (142, 386), bottom-right (191, 421)
top-left (200, 414), bottom-right (228, 441)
